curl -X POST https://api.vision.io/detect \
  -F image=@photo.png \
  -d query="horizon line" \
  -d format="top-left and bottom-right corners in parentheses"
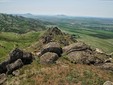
top-left (0, 12), bottom-right (113, 19)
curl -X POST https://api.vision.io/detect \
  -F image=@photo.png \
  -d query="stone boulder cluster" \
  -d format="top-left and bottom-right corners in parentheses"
top-left (36, 27), bottom-right (113, 71)
top-left (0, 48), bottom-right (33, 84)
top-left (38, 41), bottom-right (113, 67)
top-left (39, 42), bottom-right (62, 64)
top-left (63, 42), bottom-right (111, 65)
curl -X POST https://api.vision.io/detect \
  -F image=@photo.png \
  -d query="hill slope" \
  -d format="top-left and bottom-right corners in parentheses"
top-left (1, 27), bottom-right (113, 85)
top-left (0, 13), bottom-right (46, 33)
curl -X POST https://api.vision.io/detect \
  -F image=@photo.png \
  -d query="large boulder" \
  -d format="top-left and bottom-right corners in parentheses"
top-left (9, 48), bottom-right (33, 65)
top-left (40, 52), bottom-right (59, 64)
top-left (98, 63), bottom-right (113, 71)
top-left (22, 52), bottom-right (33, 64)
top-left (6, 59), bottom-right (23, 74)
top-left (41, 42), bottom-right (62, 57)
top-left (0, 48), bottom-right (34, 74)
top-left (9, 48), bottom-right (23, 63)
top-left (67, 51), bottom-right (103, 65)
top-left (63, 42), bottom-right (91, 54)
top-left (63, 42), bottom-right (111, 65)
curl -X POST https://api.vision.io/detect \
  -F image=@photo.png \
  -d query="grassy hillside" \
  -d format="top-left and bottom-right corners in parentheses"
top-left (0, 13), bottom-right (46, 33)
top-left (0, 31), bottom-right (41, 62)
top-left (60, 25), bottom-right (113, 53)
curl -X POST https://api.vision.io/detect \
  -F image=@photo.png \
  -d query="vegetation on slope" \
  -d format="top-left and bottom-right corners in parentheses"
top-left (0, 31), bottom-right (41, 62)
top-left (0, 13), bottom-right (46, 33)
top-left (0, 27), bottom-right (113, 85)
top-left (5, 58), bottom-right (113, 85)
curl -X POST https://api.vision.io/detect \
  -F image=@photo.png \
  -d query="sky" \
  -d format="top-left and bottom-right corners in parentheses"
top-left (0, 0), bottom-right (113, 18)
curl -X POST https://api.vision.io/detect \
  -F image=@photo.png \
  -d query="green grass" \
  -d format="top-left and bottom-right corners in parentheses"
top-left (0, 31), bottom-right (41, 62)
top-left (59, 24), bottom-right (113, 53)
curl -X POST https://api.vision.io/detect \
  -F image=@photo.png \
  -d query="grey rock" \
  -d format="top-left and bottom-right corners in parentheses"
top-left (99, 63), bottom-right (113, 71)
top-left (103, 81), bottom-right (113, 85)
top-left (12, 70), bottom-right (20, 76)
top-left (40, 52), bottom-right (59, 64)
top-left (6, 59), bottom-right (23, 74)
top-left (41, 42), bottom-right (62, 57)
top-left (63, 42), bottom-right (91, 54)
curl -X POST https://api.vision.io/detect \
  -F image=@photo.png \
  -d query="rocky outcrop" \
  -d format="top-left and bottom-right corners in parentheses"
top-left (41, 42), bottom-right (62, 57)
top-left (63, 42), bottom-right (111, 65)
top-left (39, 42), bottom-right (62, 64)
top-left (67, 50), bottom-right (104, 65)
top-left (0, 48), bottom-right (33, 74)
top-left (98, 63), bottom-right (113, 71)
top-left (40, 52), bottom-right (59, 64)
top-left (63, 42), bottom-right (91, 54)
top-left (22, 52), bottom-right (33, 64)
top-left (40, 27), bottom-right (77, 46)
top-left (44, 27), bottom-right (63, 37)
top-left (9, 48), bottom-right (23, 63)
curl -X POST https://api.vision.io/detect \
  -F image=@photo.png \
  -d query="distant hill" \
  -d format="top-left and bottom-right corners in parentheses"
top-left (0, 13), bottom-right (46, 33)
top-left (18, 13), bottom-right (113, 32)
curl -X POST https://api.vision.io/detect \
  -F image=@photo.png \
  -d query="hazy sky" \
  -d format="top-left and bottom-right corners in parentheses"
top-left (0, 0), bottom-right (113, 18)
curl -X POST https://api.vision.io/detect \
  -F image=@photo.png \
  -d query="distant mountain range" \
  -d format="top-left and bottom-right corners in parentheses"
top-left (0, 13), bottom-right (113, 34)
top-left (0, 13), bottom-right (46, 33)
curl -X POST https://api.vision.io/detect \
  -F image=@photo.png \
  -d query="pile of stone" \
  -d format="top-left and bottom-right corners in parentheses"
top-left (0, 48), bottom-right (33, 74)
top-left (39, 42), bottom-right (63, 64)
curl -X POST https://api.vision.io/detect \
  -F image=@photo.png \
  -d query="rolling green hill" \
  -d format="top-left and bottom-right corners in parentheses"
top-left (0, 13), bottom-right (46, 33)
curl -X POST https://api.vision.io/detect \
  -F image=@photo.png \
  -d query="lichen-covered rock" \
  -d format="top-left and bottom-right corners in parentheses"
top-left (6, 59), bottom-right (23, 74)
top-left (40, 52), bottom-right (59, 64)
top-left (99, 63), bottom-right (113, 71)
top-left (41, 42), bottom-right (62, 57)
top-left (63, 42), bottom-right (91, 54)
top-left (63, 42), bottom-right (111, 65)
top-left (67, 51), bottom-right (103, 65)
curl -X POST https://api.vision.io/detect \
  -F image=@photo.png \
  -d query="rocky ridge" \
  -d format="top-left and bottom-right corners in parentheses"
top-left (0, 27), bottom-right (113, 85)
